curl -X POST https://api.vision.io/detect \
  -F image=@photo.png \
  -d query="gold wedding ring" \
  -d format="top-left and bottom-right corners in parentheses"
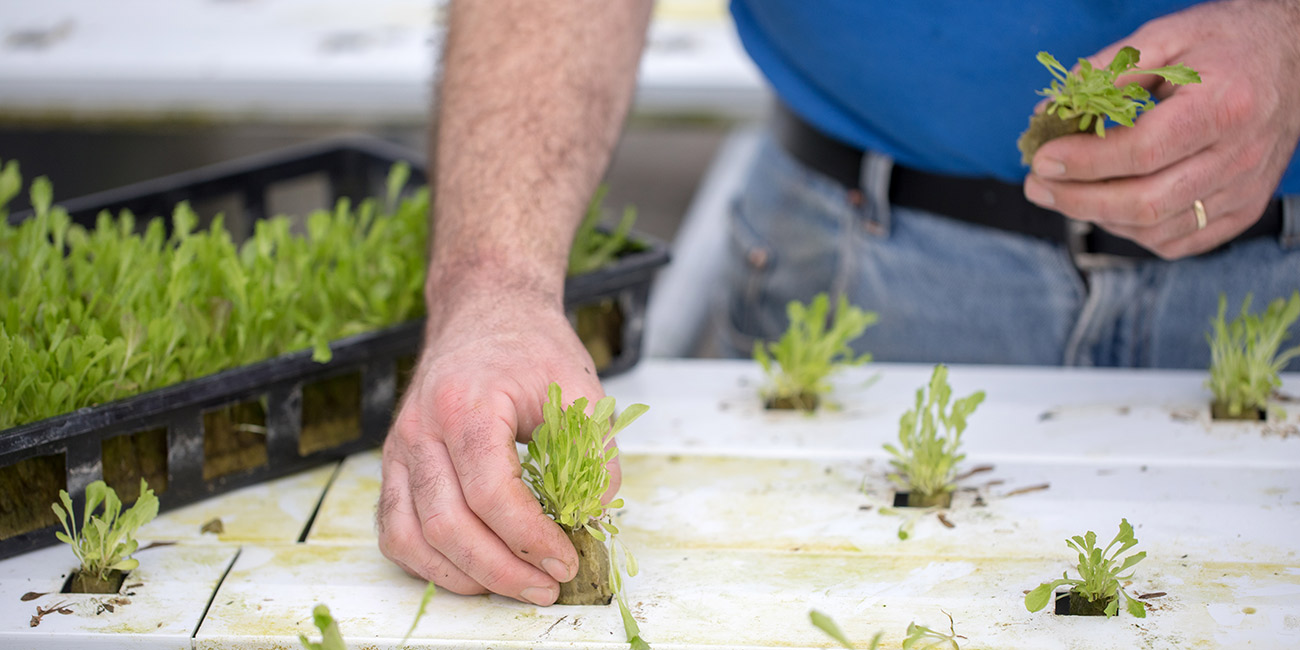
top-left (1193, 199), bottom-right (1208, 231)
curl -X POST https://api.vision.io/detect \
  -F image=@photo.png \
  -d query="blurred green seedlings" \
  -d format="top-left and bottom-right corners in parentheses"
top-left (1206, 291), bottom-right (1300, 420)
top-left (298, 604), bottom-right (345, 650)
top-left (810, 609), bottom-right (965, 649)
top-left (568, 184), bottom-right (639, 276)
top-left (754, 293), bottom-right (877, 411)
top-left (884, 364), bottom-right (985, 508)
top-left (1, 161), bottom-right (428, 430)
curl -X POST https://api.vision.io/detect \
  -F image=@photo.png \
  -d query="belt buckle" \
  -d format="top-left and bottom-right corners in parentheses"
top-left (1067, 221), bottom-right (1136, 271)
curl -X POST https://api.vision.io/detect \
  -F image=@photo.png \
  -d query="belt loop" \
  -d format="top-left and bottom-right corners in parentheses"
top-left (1281, 195), bottom-right (1300, 249)
top-left (859, 150), bottom-right (893, 237)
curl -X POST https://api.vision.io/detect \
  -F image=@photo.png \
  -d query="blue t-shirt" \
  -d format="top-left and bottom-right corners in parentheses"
top-left (731, 1), bottom-right (1300, 195)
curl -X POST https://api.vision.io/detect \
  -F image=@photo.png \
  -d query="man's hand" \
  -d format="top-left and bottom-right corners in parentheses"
top-left (1024, 0), bottom-right (1300, 259)
top-left (378, 285), bottom-right (612, 605)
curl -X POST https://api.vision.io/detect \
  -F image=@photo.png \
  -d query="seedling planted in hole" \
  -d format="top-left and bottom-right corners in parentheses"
top-left (1017, 46), bottom-right (1201, 164)
top-left (52, 479), bottom-right (159, 593)
top-left (810, 609), bottom-right (965, 649)
top-left (753, 293), bottom-right (877, 411)
top-left (884, 364), bottom-right (985, 508)
top-left (1025, 518), bottom-right (1147, 618)
top-left (1206, 291), bottom-right (1300, 420)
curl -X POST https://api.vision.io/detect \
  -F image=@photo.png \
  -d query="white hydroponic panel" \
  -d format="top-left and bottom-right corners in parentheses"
top-left (199, 361), bottom-right (1299, 649)
top-left (140, 462), bottom-right (339, 543)
top-left (9, 360), bottom-right (1300, 648)
top-left (305, 449), bottom-right (380, 544)
top-left (0, 542), bottom-right (237, 649)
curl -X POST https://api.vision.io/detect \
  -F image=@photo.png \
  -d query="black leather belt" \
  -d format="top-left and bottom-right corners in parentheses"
top-left (774, 103), bottom-right (1284, 259)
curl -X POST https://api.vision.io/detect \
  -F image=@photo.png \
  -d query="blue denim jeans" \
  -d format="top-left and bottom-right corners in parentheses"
top-left (718, 133), bottom-right (1300, 369)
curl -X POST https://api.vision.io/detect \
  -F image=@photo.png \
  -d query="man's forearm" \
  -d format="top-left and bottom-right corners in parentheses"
top-left (428, 0), bottom-right (654, 316)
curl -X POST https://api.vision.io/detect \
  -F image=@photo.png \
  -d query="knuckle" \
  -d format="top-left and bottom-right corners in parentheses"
top-left (1236, 139), bottom-right (1270, 174)
top-left (377, 522), bottom-right (421, 564)
top-left (461, 472), bottom-right (513, 520)
top-left (1134, 194), bottom-right (1163, 226)
top-left (1132, 137), bottom-right (1165, 174)
top-left (420, 506), bottom-right (460, 546)
top-left (438, 578), bottom-right (488, 597)
top-left (428, 377), bottom-right (474, 415)
top-left (1214, 88), bottom-right (1256, 133)
top-left (475, 561), bottom-right (519, 593)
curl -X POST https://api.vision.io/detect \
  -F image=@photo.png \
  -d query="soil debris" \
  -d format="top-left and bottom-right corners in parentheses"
top-left (1038, 410), bottom-right (1057, 422)
top-left (1170, 409), bottom-right (1198, 423)
top-left (1263, 422), bottom-right (1299, 438)
top-left (541, 615), bottom-right (569, 638)
top-left (1001, 483), bottom-right (1051, 498)
top-left (30, 600), bottom-right (73, 627)
top-left (953, 465), bottom-right (995, 482)
top-left (201, 517), bottom-right (225, 534)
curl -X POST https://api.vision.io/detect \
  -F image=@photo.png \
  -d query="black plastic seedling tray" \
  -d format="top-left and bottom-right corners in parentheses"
top-left (0, 136), bottom-right (669, 560)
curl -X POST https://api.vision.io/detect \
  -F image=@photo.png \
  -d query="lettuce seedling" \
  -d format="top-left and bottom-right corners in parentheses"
top-left (522, 382), bottom-right (648, 606)
top-left (1017, 46), bottom-right (1201, 164)
top-left (52, 479), bottom-right (159, 593)
top-left (810, 609), bottom-right (964, 649)
top-left (298, 604), bottom-right (345, 650)
top-left (567, 186), bottom-right (641, 371)
top-left (568, 184), bottom-right (639, 276)
top-left (1025, 518), bottom-right (1147, 618)
top-left (1, 161), bottom-right (428, 432)
top-left (754, 293), bottom-right (877, 411)
top-left (884, 365), bottom-right (985, 508)
top-left (1206, 291), bottom-right (1300, 420)
top-left (399, 581), bottom-right (438, 646)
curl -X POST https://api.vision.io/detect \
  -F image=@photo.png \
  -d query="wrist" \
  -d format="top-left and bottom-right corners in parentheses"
top-left (424, 254), bottom-right (567, 335)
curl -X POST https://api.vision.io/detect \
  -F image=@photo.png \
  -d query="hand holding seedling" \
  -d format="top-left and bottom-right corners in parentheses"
top-left (378, 285), bottom-right (610, 606)
top-left (1023, 1), bottom-right (1300, 259)
top-left (378, 0), bottom-right (650, 607)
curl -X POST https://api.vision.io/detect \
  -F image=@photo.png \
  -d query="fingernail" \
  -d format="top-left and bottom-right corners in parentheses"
top-left (521, 586), bottom-right (557, 606)
top-left (542, 557), bottom-right (572, 582)
top-left (1025, 179), bottom-right (1055, 207)
top-left (1034, 157), bottom-right (1066, 177)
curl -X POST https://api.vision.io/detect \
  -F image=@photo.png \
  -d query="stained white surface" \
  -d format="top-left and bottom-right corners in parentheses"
top-left (6, 360), bottom-right (1300, 648)
top-left (140, 462), bottom-right (339, 543)
top-left (306, 450), bottom-right (379, 544)
top-left (0, 0), bottom-right (764, 122)
top-left (0, 542), bottom-right (237, 649)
